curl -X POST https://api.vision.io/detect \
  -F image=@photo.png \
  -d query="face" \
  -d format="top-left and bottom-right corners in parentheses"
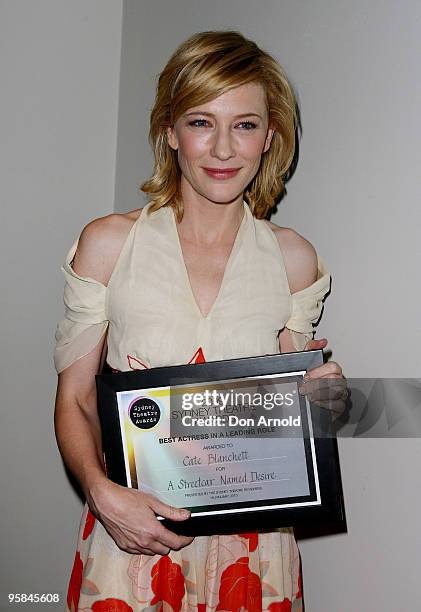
top-left (167, 82), bottom-right (274, 206)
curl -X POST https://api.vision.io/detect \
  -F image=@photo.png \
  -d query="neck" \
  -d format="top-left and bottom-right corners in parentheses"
top-left (177, 179), bottom-right (245, 246)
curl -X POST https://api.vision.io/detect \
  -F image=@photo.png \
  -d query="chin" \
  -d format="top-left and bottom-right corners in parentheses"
top-left (199, 185), bottom-right (247, 205)
top-left (204, 193), bottom-right (244, 205)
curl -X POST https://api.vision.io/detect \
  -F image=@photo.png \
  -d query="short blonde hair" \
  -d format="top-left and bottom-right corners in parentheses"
top-left (141, 30), bottom-right (297, 220)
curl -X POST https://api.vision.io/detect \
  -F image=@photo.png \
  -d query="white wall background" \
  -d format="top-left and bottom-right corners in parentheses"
top-left (2, 1), bottom-right (420, 610)
top-left (0, 0), bottom-right (122, 607)
top-left (114, 1), bottom-right (421, 610)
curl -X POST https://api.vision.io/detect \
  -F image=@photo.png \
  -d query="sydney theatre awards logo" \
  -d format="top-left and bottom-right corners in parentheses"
top-left (128, 396), bottom-right (161, 430)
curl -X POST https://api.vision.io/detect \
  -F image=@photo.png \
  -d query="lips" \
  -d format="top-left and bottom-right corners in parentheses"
top-left (203, 167), bottom-right (240, 179)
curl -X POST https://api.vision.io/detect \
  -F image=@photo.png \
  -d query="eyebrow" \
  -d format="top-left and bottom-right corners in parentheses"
top-left (183, 111), bottom-right (263, 120)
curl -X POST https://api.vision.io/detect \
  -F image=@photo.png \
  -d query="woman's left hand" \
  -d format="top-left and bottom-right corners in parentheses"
top-left (299, 338), bottom-right (348, 421)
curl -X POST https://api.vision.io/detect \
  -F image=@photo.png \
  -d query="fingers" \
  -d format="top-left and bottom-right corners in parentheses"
top-left (117, 540), bottom-right (171, 556)
top-left (150, 497), bottom-right (191, 522)
top-left (155, 524), bottom-right (195, 551)
top-left (305, 360), bottom-right (343, 380)
top-left (96, 489), bottom-right (194, 557)
top-left (106, 517), bottom-right (193, 556)
top-left (148, 497), bottom-right (194, 551)
top-left (304, 337), bottom-right (328, 351)
top-left (299, 377), bottom-right (347, 401)
top-left (131, 541), bottom-right (171, 556)
top-left (299, 377), bottom-right (349, 420)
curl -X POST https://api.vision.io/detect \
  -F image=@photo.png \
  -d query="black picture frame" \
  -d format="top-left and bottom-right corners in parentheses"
top-left (96, 350), bottom-right (345, 536)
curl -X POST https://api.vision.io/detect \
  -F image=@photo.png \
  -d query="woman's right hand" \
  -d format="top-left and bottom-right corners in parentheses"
top-left (87, 478), bottom-right (194, 556)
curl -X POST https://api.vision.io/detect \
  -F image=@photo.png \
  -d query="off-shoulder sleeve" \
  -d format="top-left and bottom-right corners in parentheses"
top-left (53, 240), bottom-right (109, 373)
top-left (285, 257), bottom-right (331, 352)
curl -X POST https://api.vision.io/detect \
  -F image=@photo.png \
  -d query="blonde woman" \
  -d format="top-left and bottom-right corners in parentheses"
top-left (55, 30), bottom-right (344, 612)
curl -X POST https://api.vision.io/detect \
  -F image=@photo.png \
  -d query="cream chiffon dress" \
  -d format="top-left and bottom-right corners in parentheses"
top-left (54, 200), bottom-right (330, 612)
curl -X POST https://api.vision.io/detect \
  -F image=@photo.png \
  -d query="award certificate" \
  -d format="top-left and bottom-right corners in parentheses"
top-left (97, 351), bottom-right (344, 534)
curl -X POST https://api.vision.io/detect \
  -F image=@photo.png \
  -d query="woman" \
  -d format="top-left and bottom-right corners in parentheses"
top-left (54, 30), bottom-right (343, 612)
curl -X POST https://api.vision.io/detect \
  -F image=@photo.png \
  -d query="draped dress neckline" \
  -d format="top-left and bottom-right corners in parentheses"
top-left (169, 200), bottom-right (249, 320)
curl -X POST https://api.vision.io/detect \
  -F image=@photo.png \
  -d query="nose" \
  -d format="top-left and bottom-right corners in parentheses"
top-left (210, 126), bottom-right (235, 161)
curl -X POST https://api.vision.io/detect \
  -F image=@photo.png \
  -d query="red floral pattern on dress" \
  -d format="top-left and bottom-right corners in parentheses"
top-left (126, 347), bottom-right (206, 370)
top-left (91, 599), bottom-right (133, 611)
top-left (296, 572), bottom-right (302, 599)
top-left (188, 346), bottom-right (206, 363)
top-left (267, 599), bottom-right (292, 611)
top-left (127, 354), bottom-right (149, 370)
top-left (238, 531), bottom-right (259, 552)
top-left (67, 551), bottom-right (83, 612)
top-left (216, 556), bottom-right (262, 612)
top-left (82, 510), bottom-right (96, 540)
top-left (150, 555), bottom-right (185, 612)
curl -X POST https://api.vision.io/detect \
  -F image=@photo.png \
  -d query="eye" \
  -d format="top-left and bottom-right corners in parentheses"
top-left (236, 121), bottom-right (258, 130)
top-left (188, 119), bottom-right (210, 127)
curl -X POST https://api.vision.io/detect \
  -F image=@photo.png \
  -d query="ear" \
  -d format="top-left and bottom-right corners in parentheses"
top-left (263, 126), bottom-right (275, 153)
top-left (167, 126), bottom-right (178, 150)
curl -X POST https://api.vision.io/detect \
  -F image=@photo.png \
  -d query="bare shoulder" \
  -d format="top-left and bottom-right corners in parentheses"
top-left (71, 208), bottom-right (143, 285)
top-left (263, 219), bottom-right (318, 293)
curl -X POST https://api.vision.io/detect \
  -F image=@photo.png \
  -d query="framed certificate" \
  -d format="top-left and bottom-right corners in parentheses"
top-left (96, 350), bottom-right (345, 535)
